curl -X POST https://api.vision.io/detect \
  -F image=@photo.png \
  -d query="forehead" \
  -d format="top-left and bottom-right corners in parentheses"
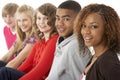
top-left (16, 13), bottom-right (29, 19)
top-left (37, 11), bottom-right (46, 17)
top-left (56, 8), bottom-right (76, 17)
top-left (85, 13), bottom-right (104, 24)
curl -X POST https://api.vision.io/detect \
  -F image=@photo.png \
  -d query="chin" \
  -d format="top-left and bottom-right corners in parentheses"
top-left (58, 33), bottom-right (64, 37)
top-left (85, 43), bottom-right (92, 47)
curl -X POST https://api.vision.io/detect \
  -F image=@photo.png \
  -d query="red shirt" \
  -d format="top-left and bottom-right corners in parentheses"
top-left (4, 26), bottom-right (16, 49)
top-left (17, 34), bottom-right (58, 80)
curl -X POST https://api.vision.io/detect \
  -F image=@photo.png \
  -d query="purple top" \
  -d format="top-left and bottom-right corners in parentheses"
top-left (10, 35), bottom-right (37, 60)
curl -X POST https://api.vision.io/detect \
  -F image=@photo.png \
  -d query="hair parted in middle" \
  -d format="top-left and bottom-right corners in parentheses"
top-left (15, 4), bottom-right (35, 42)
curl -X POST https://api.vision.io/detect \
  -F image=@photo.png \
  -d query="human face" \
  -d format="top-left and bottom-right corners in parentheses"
top-left (16, 13), bottom-right (32, 32)
top-left (81, 13), bottom-right (105, 48)
top-left (56, 8), bottom-right (77, 39)
top-left (36, 12), bottom-right (52, 34)
top-left (3, 14), bottom-right (15, 28)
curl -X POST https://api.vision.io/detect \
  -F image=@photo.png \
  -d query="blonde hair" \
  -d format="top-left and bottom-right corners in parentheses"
top-left (2, 3), bottom-right (18, 17)
top-left (15, 4), bottom-right (35, 51)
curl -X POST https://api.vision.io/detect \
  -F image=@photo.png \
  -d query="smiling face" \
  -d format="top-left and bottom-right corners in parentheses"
top-left (16, 12), bottom-right (32, 33)
top-left (36, 12), bottom-right (52, 34)
top-left (81, 13), bottom-right (106, 48)
top-left (55, 8), bottom-right (77, 39)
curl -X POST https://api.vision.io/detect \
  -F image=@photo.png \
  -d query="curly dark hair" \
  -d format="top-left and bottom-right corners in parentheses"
top-left (74, 3), bottom-right (120, 54)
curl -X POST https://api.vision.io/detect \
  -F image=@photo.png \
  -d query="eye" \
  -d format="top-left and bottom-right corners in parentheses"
top-left (17, 19), bottom-right (21, 22)
top-left (56, 17), bottom-right (60, 21)
top-left (81, 23), bottom-right (86, 29)
top-left (23, 18), bottom-right (28, 22)
top-left (91, 25), bottom-right (98, 29)
top-left (45, 17), bottom-right (48, 20)
top-left (10, 15), bottom-right (14, 17)
top-left (37, 17), bottom-right (41, 20)
top-left (64, 17), bottom-right (70, 21)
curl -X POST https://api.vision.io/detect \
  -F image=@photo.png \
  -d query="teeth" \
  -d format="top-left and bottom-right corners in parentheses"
top-left (40, 26), bottom-right (45, 28)
top-left (39, 25), bottom-right (46, 28)
top-left (85, 37), bottom-right (91, 40)
top-left (84, 37), bottom-right (92, 41)
top-left (58, 28), bottom-right (64, 32)
top-left (59, 28), bottom-right (64, 31)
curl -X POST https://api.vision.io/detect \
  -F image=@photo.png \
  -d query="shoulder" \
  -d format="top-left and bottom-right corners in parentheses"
top-left (4, 26), bottom-right (8, 29)
top-left (48, 34), bottom-right (59, 43)
top-left (67, 36), bottom-right (79, 52)
top-left (96, 49), bottom-right (120, 79)
top-left (4, 26), bottom-right (10, 32)
top-left (96, 49), bottom-right (120, 73)
top-left (98, 49), bottom-right (119, 64)
top-left (50, 34), bottom-right (59, 40)
top-left (25, 35), bottom-right (37, 44)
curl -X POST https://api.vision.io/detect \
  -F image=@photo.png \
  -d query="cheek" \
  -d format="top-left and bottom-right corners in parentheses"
top-left (81, 29), bottom-right (84, 36)
top-left (55, 22), bottom-right (57, 26)
top-left (94, 31), bottom-right (104, 43)
top-left (27, 20), bottom-right (32, 26)
top-left (28, 23), bottom-right (32, 28)
top-left (3, 18), bottom-right (7, 22)
top-left (47, 26), bottom-right (52, 30)
top-left (17, 22), bottom-right (21, 26)
top-left (36, 19), bottom-right (39, 24)
top-left (11, 18), bottom-right (15, 22)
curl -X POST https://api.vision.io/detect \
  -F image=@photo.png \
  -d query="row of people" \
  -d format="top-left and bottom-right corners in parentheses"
top-left (0, 3), bottom-right (36, 69)
top-left (0, 0), bottom-right (120, 80)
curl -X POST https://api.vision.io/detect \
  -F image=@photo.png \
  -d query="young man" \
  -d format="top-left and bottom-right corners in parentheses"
top-left (2, 3), bottom-right (18, 49)
top-left (46, 0), bottom-right (91, 80)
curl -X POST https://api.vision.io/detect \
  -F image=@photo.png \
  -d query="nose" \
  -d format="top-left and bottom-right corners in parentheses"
top-left (20, 20), bottom-right (25, 26)
top-left (39, 18), bottom-right (46, 25)
top-left (84, 27), bottom-right (91, 34)
top-left (56, 19), bottom-right (64, 26)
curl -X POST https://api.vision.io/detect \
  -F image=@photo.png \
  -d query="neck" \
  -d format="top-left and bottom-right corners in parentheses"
top-left (94, 45), bottom-right (109, 57)
top-left (44, 34), bottom-right (49, 41)
top-left (44, 31), bottom-right (52, 41)
top-left (10, 26), bottom-right (15, 32)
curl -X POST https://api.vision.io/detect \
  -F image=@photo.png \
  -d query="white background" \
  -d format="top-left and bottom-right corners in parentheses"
top-left (0, 0), bottom-right (120, 58)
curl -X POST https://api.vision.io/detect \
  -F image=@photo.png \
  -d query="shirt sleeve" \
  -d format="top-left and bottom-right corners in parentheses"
top-left (25, 35), bottom-right (37, 44)
top-left (19, 35), bottom-right (58, 80)
top-left (17, 41), bottom-right (38, 73)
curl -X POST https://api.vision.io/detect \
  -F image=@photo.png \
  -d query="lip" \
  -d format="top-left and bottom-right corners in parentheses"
top-left (57, 27), bottom-right (65, 33)
top-left (21, 26), bottom-right (26, 29)
top-left (38, 24), bottom-right (46, 28)
top-left (83, 36), bottom-right (92, 42)
top-left (7, 22), bottom-right (12, 25)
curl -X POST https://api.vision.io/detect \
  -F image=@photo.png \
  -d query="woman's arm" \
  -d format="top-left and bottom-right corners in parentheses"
top-left (17, 41), bottom-right (38, 73)
top-left (0, 45), bottom-right (16, 63)
top-left (6, 36), bottom-right (36, 69)
top-left (6, 43), bottom-right (34, 69)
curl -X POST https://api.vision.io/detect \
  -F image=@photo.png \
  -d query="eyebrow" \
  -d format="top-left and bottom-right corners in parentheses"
top-left (56, 15), bottom-right (71, 18)
top-left (90, 22), bottom-right (98, 25)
